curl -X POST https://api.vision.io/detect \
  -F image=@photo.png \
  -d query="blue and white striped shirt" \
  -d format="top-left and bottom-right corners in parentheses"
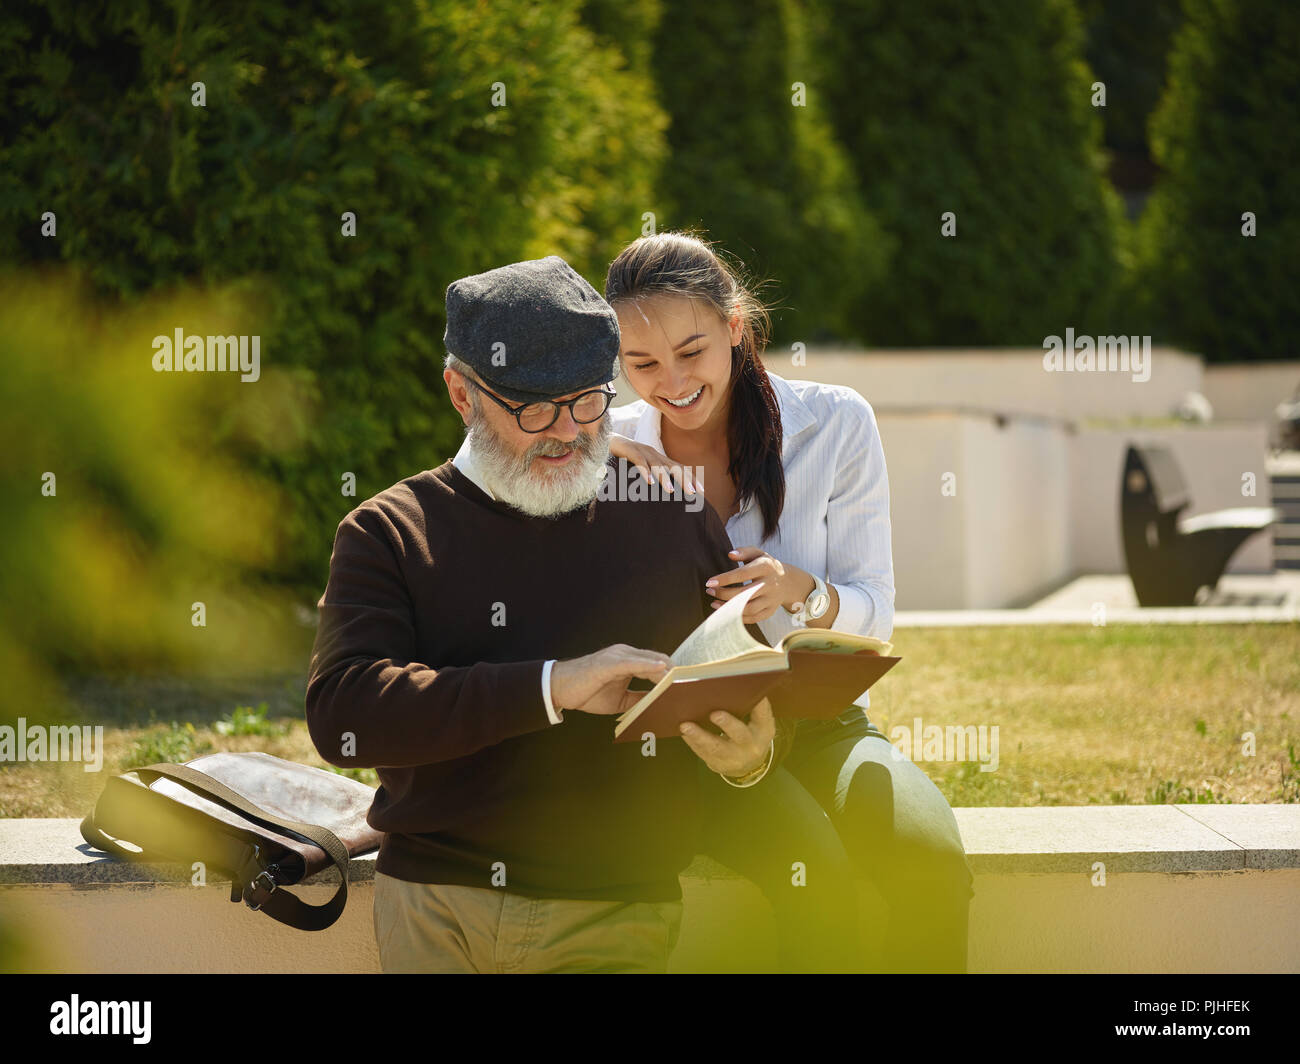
top-left (610, 372), bottom-right (895, 710)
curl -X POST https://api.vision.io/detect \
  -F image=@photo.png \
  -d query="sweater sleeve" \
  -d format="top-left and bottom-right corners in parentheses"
top-left (305, 503), bottom-right (552, 769)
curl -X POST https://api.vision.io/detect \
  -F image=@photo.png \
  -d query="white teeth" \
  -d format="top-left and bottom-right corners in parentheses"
top-left (665, 387), bottom-right (702, 407)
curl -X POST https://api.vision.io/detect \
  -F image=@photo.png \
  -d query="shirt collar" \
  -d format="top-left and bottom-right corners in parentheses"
top-left (452, 434), bottom-right (496, 500)
top-left (767, 372), bottom-right (819, 445)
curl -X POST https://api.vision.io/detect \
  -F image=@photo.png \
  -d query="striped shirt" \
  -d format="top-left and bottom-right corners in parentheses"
top-left (610, 372), bottom-right (895, 710)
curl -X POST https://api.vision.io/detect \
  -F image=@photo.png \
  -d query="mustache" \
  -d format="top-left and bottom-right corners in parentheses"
top-left (523, 419), bottom-right (609, 462)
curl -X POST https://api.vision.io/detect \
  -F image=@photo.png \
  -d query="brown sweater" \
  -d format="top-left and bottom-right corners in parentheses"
top-left (305, 457), bottom-right (783, 901)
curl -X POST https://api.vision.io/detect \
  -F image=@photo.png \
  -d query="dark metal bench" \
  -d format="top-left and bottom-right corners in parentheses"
top-left (1121, 444), bottom-right (1279, 606)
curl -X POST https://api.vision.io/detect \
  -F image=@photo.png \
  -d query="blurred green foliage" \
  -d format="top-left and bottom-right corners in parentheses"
top-left (651, 0), bottom-right (889, 343)
top-left (814, 0), bottom-right (1129, 345)
top-left (0, 0), bottom-right (666, 591)
top-left (0, 0), bottom-right (1292, 614)
top-left (324, 763), bottom-right (380, 787)
top-left (0, 274), bottom-right (303, 711)
top-left (128, 721), bottom-right (213, 767)
top-left (1080, 0), bottom-right (1183, 161)
top-left (214, 700), bottom-right (289, 737)
top-left (1134, 0), bottom-right (1299, 362)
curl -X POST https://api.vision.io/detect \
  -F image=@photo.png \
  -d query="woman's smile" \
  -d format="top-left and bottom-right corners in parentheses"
top-left (661, 385), bottom-right (704, 409)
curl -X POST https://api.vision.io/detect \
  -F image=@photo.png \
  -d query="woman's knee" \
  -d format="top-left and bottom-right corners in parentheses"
top-left (836, 740), bottom-right (973, 896)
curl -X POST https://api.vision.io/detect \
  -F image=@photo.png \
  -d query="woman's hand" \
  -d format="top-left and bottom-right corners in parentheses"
top-left (608, 434), bottom-right (700, 495)
top-left (706, 547), bottom-right (814, 623)
top-left (680, 697), bottom-right (775, 778)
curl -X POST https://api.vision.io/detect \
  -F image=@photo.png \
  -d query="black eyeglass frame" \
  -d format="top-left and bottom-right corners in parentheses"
top-left (466, 377), bottom-right (617, 433)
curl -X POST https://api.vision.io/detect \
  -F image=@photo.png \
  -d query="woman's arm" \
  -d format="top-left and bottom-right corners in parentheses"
top-left (705, 394), bottom-right (895, 640)
top-left (819, 396), bottom-right (895, 640)
top-left (609, 434), bottom-right (701, 495)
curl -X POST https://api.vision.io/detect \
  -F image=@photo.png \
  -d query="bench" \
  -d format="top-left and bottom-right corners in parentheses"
top-left (1121, 444), bottom-right (1278, 606)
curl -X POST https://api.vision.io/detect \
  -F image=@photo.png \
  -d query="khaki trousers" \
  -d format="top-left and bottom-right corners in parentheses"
top-left (373, 871), bottom-right (684, 973)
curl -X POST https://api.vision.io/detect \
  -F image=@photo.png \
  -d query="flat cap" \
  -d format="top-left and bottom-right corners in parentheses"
top-left (444, 256), bottom-right (620, 403)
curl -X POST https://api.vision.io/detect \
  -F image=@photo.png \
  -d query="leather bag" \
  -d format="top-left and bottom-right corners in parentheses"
top-left (80, 751), bottom-right (383, 930)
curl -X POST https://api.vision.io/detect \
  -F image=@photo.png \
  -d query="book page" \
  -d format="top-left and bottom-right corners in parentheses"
top-left (669, 583), bottom-right (770, 667)
top-left (780, 628), bottom-right (894, 656)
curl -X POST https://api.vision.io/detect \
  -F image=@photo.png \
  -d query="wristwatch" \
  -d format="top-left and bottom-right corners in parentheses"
top-left (786, 573), bottom-right (831, 622)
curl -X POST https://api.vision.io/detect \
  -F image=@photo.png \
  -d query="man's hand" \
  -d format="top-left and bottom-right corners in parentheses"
top-left (680, 697), bottom-right (776, 778)
top-left (550, 644), bottom-right (673, 716)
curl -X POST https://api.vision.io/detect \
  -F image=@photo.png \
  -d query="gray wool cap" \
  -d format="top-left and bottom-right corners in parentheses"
top-left (443, 255), bottom-right (620, 403)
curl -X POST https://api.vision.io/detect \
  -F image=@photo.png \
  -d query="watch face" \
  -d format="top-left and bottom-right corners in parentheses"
top-left (808, 591), bottom-right (830, 619)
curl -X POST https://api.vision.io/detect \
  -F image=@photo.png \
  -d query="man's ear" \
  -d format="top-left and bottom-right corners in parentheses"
top-left (444, 368), bottom-right (474, 426)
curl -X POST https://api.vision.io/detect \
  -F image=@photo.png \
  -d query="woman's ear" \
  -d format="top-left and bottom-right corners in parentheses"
top-left (728, 307), bottom-right (744, 347)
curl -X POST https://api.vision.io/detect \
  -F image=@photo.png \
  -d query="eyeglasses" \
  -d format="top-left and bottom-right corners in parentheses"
top-left (467, 378), bottom-right (616, 433)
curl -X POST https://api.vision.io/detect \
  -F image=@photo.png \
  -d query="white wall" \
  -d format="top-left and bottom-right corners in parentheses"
top-left (876, 411), bottom-right (1074, 610)
top-left (6, 866), bottom-right (1295, 974)
top-left (764, 346), bottom-right (1205, 421)
top-left (873, 414), bottom-right (971, 610)
top-left (960, 417), bottom-right (1072, 608)
top-left (1202, 361), bottom-right (1300, 445)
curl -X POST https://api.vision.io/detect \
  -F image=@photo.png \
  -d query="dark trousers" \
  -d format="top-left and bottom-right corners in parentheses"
top-left (697, 708), bottom-right (974, 973)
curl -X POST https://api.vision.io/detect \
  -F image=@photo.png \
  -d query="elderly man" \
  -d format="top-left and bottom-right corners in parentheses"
top-left (305, 256), bottom-right (784, 973)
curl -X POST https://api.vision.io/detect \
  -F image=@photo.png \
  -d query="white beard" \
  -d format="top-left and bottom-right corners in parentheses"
top-left (468, 413), bottom-right (612, 519)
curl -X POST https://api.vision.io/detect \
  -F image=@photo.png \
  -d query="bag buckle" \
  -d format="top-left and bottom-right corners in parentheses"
top-left (245, 869), bottom-right (278, 911)
top-left (238, 846), bottom-right (278, 911)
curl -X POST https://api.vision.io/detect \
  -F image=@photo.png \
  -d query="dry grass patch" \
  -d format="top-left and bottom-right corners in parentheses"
top-left (1, 623), bottom-right (1296, 817)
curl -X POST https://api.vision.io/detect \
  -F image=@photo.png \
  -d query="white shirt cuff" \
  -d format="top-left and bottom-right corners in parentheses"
top-left (829, 581), bottom-right (870, 635)
top-left (541, 660), bottom-right (563, 725)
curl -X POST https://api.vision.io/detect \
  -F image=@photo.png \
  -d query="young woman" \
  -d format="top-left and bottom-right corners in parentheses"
top-left (603, 231), bottom-right (974, 973)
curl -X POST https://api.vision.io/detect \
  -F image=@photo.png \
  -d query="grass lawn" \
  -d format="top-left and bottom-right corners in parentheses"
top-left (1, 622), bottom-right (1297, 817)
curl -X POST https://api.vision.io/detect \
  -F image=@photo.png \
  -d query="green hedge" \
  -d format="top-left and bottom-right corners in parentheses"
top-left (650, 0), bottom-right (888, 344)
top-left (1080, 0), bottom-right (1183, 163)
top-left (0, 0), bottom-right (665, 590)
top-left (814, 0), bottom-right (1128, 346)
top-left (1135, 0), bottom-right (1299, 362)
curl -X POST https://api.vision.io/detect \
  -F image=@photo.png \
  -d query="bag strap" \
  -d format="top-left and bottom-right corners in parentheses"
top-left (80, 814), bottom-right (152, 861)
top-left (82, 762), bottom-right (353, 932)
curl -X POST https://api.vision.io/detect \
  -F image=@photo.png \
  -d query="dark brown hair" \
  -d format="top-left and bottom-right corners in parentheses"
top-left (604, 232), bottom-right (785, 539)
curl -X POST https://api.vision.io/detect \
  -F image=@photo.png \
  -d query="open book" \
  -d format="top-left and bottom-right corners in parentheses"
top-left (613, 583), bottom-right (900, 742)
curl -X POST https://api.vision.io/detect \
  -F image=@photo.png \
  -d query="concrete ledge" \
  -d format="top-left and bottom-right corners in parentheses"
top-left (6, 806), bottom-right (1296, 884)
top-left (896, 606), bottom-right (1300, 626)
top-left (3, 806), bottom-right (1298, 972)
top-left (956, 805), bottom-right (1300, 873)
top-left (0, 818), bottom-right (380, 886)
